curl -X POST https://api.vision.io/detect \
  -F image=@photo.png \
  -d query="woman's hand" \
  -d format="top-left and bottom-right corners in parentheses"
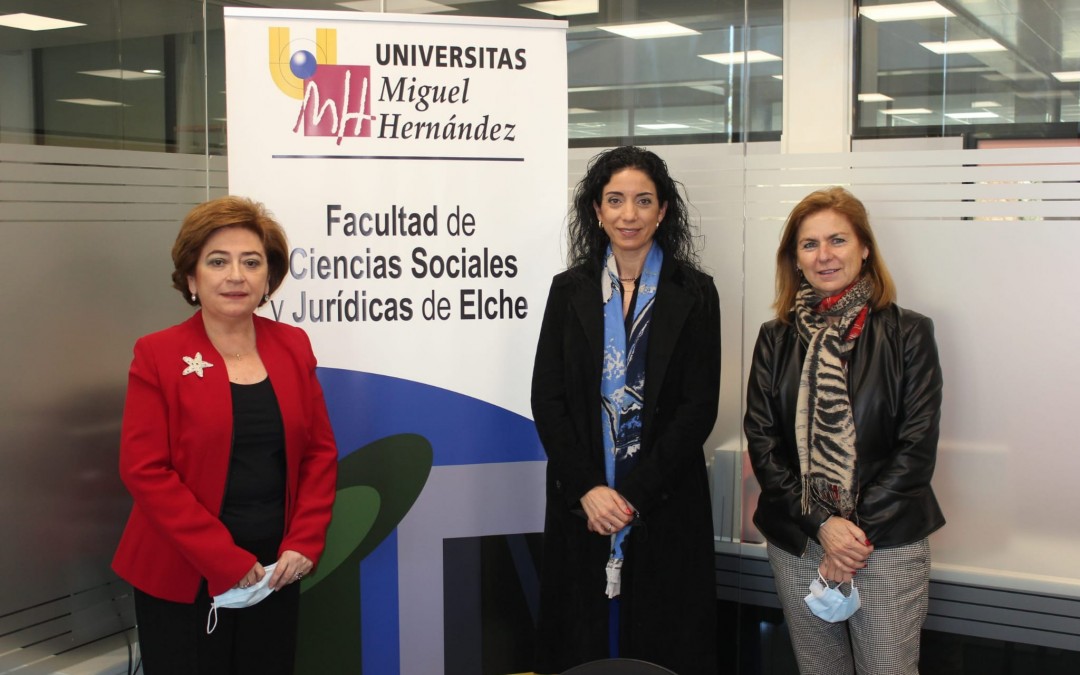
top-left (580, 486), bottom-right (634, 535)
top-left (235, 562), bottom-right (265, 589)
top-left (268, 550), bottom-right (314, 590)
top-left (819, 554), bottom-right (855, 584)
top-left (818, 516), bottom-right (873, 579)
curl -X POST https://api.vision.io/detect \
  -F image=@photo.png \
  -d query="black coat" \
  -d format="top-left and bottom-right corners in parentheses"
top-left (744, 303), bottom-right (945, 556)
top-left (531, 256), bottom-right (720, 675)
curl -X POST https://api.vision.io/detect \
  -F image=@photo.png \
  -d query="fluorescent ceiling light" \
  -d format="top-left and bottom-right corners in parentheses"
top-left (58, 98), bottom-right (126, 107)
top-left (1052, 71), bottom-right (1080, 82)
top-left (983, 72), bottom-right (1047, 82)
top-left (79, 69), bottom-right (164, 80)
top-left (143, 69), bottom-right (163, 75)
top-left (598, 21), bottom-right (699, 39)
top-left (946, 111), bottom-right (998, 119)
top-left (699, 50), bottom-right (782, 65)
top-left (520, 0), bottom-right (597, 16)
top-left (689, 84), bottom-right (726, 95)
top-left (568, 107), bottom-right (596, 114)
top-left (1016, 90), bottom-right (1074, 99)
top-left (920, 39), bottom-right (1006, 55)
top-left (859, 2), bottom-right (953, 22)
top-left (336, 0), bottom-right (456, 13)
top-left (858, 93), bottom-right (894, 102)
top-left (772, 74), bottom-right (783, 80)
top-left (972, 100), bottom-right (1001, 107)
top-left (882, 108), bottom-right (932, 115)
top-left (637, 123), bottom-right (690, 130)
top-left (0, 12), bottom-right (85, 31)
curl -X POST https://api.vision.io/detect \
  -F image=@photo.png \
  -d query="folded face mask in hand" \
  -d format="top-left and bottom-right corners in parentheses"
top-left (206, 563), bottom-right (277, 634)
top-left (803, 572), bottom-right (860, 623)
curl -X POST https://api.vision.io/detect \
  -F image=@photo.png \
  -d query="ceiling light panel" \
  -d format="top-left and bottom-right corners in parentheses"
top-left (920, 39), bottom-right (1006, 55)
top-left (946, 111), bottom-right (999, 119)
top-left (598, 22), bottom-right (700, 39)
top-left (858, 93), bottom-right (894, 102)
top-left (58, 98), bottom-right (126, 107)
top-left (0, 12), bottom-right (85, 31)
top-left (859, 2), bottom-right (953, 22)
top-left (337, 0), bottom-right (456, 13)
top-left (80, 69), bottom-right (164, 80)
top-left (699, 50), bottom-right (782, 65)
top-left (520, 0), bottom-right (597, 16)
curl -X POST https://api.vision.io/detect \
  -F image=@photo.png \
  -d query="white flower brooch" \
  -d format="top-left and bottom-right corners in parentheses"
top-left (182, 352), bottom-right (214, 377)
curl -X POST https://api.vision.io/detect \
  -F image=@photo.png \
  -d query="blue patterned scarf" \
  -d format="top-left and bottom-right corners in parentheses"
top-left (600, 243), bottom-right (662, 598)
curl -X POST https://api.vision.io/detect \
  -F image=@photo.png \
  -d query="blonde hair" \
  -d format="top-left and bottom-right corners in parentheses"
top-left (772, 187), bottom-right (896, 321)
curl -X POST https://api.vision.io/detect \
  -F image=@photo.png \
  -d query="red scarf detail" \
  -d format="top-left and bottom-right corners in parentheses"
top-left (815, 280), bottom-right (869, 342)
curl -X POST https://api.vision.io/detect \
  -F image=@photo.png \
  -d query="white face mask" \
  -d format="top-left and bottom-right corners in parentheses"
top-left (803, 573), bottom-right (861, 623)
top-left (206, 563), bottom-right (277, 634)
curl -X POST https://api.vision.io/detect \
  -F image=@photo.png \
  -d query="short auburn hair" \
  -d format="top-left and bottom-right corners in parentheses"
top-left (773, 186), bottom-right (896, 321)
top-left (171, 196), bottom-right (289, 307)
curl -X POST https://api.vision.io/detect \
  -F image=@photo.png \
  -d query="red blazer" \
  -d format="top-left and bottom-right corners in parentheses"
top-left (112, 312), bottom-right (338, 602)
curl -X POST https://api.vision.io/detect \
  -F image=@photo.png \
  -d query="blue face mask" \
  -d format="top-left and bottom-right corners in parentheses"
top-left (803, 573), bottom-right (861, 623)
top-left (206, 563), bottom-right (277, 634)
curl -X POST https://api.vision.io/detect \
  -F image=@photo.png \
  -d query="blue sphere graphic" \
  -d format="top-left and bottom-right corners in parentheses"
top-left (289, 50), bottom-right (317, 79)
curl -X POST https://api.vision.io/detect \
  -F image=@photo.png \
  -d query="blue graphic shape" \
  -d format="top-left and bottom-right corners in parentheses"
top-left (362, 530), bottom-right (400, 675)
top-left (314, 367), bottom-right (545, 674)
top-left (290, 49), bottom-right (318, 79)
top-left (317, 368), bottom-right (545, 466)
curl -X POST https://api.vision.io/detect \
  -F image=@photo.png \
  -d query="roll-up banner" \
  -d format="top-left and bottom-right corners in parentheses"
top-left (224, 8), bottom-right (566, 673)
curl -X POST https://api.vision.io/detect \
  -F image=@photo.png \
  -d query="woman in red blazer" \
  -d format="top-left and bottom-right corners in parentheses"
top-left (112, 196), bottom-right (337, 675)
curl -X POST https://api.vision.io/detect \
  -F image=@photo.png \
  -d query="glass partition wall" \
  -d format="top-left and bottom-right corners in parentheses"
top-left (856, 0), bottom-right (1080, 142)
top-left (5, 1), bottom-right (1080, 673)
top-left (0, 0), bottom-right (222, 152)
top-left (0, 0), bottom-right (782, 151)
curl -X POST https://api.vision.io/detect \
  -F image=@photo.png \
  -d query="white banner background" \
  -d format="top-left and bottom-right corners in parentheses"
top-left (225, 9), bottom-right (566, 673)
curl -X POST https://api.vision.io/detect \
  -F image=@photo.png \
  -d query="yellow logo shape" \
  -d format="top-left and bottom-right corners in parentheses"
top-left (269, 27), bottom-right (338, 100)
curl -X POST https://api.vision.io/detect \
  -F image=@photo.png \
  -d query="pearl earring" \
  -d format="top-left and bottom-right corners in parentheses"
top-left (263, 293), bottom-right (270, 303)
top-left (191, 293), bottom-right (197, 302)
top-left (598, 219), bottom-right (603, 229)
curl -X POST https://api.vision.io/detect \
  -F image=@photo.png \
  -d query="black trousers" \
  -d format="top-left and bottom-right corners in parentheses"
top-left (133, 540), bottom-right (299, 675)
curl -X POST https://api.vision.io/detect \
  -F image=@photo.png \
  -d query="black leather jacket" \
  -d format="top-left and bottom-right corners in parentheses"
top-left (744, 303), bottom-right (945, 556)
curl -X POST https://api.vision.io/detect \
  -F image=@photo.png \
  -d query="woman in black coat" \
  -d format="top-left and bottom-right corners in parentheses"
top-left (744, 187), bottom-right (944, 674)
top-left (531, 146), bottom-right (720, 675)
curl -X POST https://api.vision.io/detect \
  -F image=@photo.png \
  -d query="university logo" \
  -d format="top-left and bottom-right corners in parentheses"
top-left (269, 27), bottom-right (374, 143)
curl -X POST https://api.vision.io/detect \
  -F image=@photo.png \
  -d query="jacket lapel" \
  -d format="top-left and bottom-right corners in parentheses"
top-left (569, 274), bottom-right (604, 374)
top-left (643, 260), bottom-right (694, 430)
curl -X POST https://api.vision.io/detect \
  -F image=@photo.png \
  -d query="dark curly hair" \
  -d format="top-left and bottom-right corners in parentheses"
top-left (567, 146), bottom-right (700, 273)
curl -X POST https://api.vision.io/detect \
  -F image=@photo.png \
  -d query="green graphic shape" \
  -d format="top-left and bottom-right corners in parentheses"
top-left (295, 433), bottom-right (433, 674)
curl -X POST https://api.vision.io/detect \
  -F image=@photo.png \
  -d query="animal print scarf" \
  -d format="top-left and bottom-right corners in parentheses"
top-left (794, 276), bottom-right (871, 518)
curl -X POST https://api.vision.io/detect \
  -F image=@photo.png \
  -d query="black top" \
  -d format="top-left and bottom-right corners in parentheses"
top-left (220, 377), bottom-right (286, 546)
top-left (622, 278), bottom-right (639, 335)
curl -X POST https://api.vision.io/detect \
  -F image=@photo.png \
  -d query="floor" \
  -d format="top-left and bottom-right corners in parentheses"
top-left (723, 601), bottom-right (1080, 675)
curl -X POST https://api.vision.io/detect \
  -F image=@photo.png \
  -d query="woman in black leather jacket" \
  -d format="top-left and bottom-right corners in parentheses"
top-left (745, 187), bottom-right (944, 675)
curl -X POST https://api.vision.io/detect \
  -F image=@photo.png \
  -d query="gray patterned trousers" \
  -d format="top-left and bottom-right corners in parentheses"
top-left (767, 537), bottom-right (931, 675)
